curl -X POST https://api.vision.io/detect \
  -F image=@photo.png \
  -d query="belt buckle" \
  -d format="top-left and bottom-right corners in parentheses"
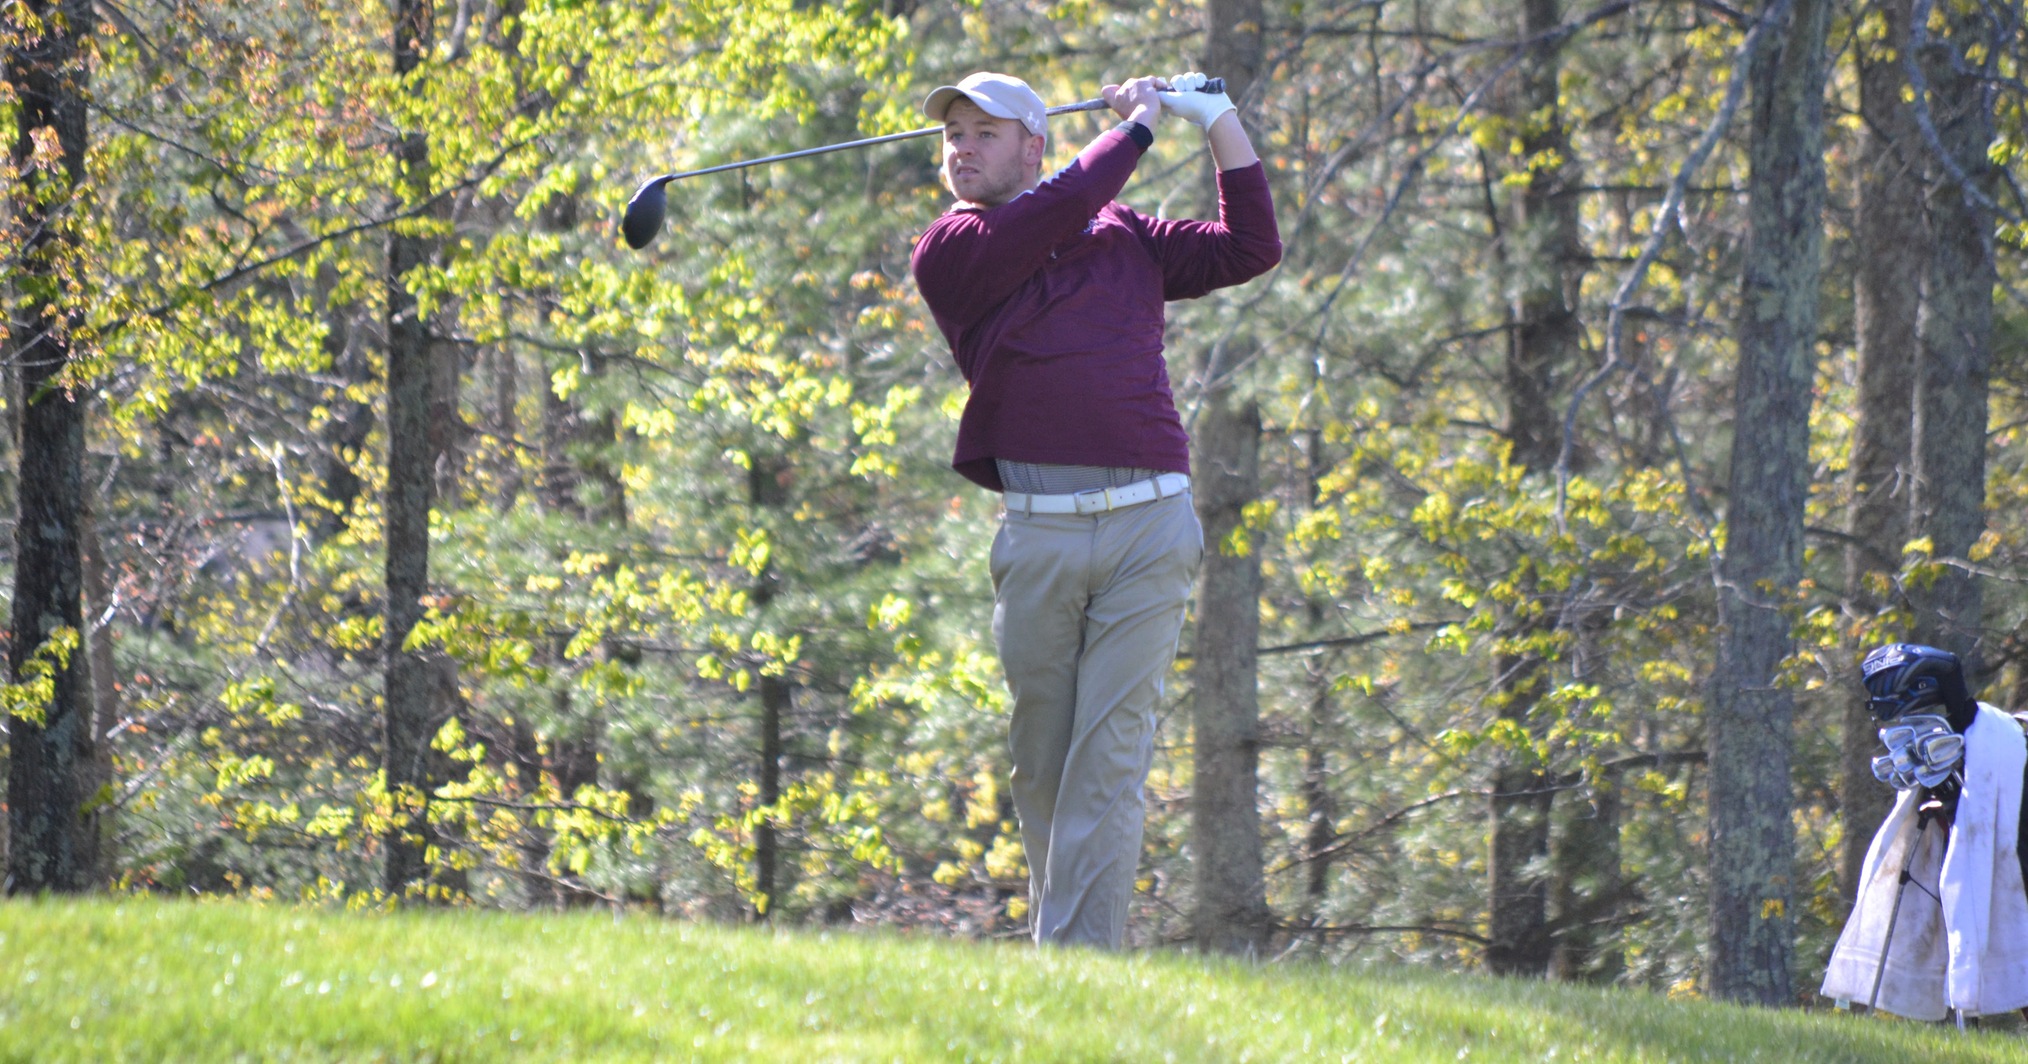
top-left (1074, 488), bottom-right (1110, 515)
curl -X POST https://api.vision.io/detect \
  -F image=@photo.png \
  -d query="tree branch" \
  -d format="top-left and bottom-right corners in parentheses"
top-left (1276, 921), bottom-right (1493, 946)
top-left (1174, 619), bottom-right (1459, 660)
top-left (1555, 0), bottom-right (1797, 529)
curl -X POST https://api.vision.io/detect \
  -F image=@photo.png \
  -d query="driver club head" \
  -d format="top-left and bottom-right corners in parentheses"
top-left (621, 178), bottom-right (669, 249)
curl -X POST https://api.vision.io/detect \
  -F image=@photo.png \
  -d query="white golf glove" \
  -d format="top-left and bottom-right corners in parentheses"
top-left (1160, 71), bottom-right (1236, 129)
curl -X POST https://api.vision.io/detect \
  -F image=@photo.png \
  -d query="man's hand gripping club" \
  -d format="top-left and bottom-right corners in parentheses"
top-left (1159, 72), bottom-right (1236, 128)
top-left (1101, 75), bottom-right (1168, 130)
top-left (1104, 72), bottom-right (1259, 171)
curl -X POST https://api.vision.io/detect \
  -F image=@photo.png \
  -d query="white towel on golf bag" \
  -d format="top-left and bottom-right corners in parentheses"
top-left (1821, 785), bottom-right (1950, 1018)
top-left (1822, 703), bottom-right (2028, 1018)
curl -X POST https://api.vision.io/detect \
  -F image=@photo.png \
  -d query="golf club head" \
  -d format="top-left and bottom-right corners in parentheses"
top-left (622, 178), bottom-right (669, 249)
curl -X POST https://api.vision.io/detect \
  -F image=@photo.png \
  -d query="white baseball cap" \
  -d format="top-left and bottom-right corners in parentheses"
top-left (922, 72), bottom-right (1048, 138)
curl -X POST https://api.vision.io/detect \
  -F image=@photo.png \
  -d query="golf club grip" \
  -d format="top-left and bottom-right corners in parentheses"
top-left (1049, 78), bottom-right (1229, 116)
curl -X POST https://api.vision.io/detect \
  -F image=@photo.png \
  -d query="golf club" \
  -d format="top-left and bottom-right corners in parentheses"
top-left (621, 79), bottom-right (1227, 249)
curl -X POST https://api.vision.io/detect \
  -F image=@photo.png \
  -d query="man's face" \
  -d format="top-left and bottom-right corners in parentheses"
top-left (940, 98), bottom-right (1043, 208)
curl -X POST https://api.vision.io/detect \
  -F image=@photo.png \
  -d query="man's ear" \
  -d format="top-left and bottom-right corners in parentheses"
top-left (1024, 134), bottom-right (1045, 171)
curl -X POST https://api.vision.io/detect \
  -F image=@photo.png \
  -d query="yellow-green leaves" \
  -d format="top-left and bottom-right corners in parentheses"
top-left (0, 627), bottom-right (80, 727)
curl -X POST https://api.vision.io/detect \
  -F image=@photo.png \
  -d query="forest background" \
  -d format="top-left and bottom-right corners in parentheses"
top-left (0, 0), bottom-right (2020, 1008)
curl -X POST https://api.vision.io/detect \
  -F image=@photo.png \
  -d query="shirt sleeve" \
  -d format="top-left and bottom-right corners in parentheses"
top-left (911, 127), bottom-right (1147, 331)
top-left (1135, 161), bottom-right (1282, 301)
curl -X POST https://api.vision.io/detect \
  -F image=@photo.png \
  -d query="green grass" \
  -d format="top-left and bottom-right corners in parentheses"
top-left (0, 899), bottom-right (2020, 1062)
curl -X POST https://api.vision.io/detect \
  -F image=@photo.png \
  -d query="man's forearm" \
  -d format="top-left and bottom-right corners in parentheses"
top-left (1204, 110), bottom-right (1259, 171)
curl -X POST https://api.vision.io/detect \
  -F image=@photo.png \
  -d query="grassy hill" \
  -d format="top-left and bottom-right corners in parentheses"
top-left (0, 898), bottom-right (2020, 1061)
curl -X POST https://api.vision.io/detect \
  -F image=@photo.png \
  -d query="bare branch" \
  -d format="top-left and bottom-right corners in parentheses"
top-left (1276, 921), bottom-right (1494, 945)
top-left (1175, 619), bottom-right (1459, 661)
top-left (1556, 0), bottom-right (1797, 529)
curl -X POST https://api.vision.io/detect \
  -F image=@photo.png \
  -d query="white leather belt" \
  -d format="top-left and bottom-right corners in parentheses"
top-left (1004, 473), bottom-right (1190, 516)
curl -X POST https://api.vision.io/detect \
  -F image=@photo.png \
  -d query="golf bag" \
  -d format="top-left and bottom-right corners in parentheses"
top-left (1823, 644), bottom-right (2028, 1020)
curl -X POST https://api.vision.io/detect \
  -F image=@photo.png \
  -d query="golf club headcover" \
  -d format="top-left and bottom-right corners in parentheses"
top-left (1862, 643), bottom-right (1976, 731)
top-left (1161, 71), bottom-right (1236, 129)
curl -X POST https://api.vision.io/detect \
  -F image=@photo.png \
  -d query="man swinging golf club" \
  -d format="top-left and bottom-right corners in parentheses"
top-left (910, 71), bottom-right (1280, 947)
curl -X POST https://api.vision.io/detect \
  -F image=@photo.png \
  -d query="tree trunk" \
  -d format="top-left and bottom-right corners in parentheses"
top-left (1192, 394), bottom-right (1267, 954)
top-left (1707, 0), bottom-right (1829, 1006)
top-left (79, 495), bottom-right (120, 879)
top-left (313, 290), bottom-right (371, 540)
top-left (1487, 647), bottom-right (1554, 976)
top-left (4, 0), bottom-right (97, 896)
top-left (489, 345), bottom-right (522, 512)
top-left (1549, 781), bottom-right (1623, 982)
top-left (756, 675), bottom-right (788, 918)
top-left (747, 450), bottom-right (791, 919)
top-left (1840, 0), bottom-right (1921, 904)
top-left (1504, 0), bottom-right (1585, 477)
top-left (1549, 602), bottom-right (1623, 981)
top-left (1487, 0), bottom-right (1583, 979)
top-left (1907, 4), bottom-right (1995, 669)
top-left (1295, 417), bottom-right (1336, 933)
top-left (381, 0), bottom-right (447, 897)
top-left (1190, 0), bottom-right (1273, 960)
top-left (429, 320), bottom-right (466, 507)
top-left (1299, 665), bottom-right (1335, 918)
top-left (509, 714), bottom-right (556, 904)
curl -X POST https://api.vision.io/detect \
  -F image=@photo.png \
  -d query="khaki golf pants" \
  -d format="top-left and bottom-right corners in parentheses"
top-left (990, 490), bottom-right (1202, 947)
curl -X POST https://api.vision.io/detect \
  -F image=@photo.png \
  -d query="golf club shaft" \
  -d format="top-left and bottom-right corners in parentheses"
top-left (622, 80), bottom-right (1228, 249)
top-left (647, 99), bottom-right (1111, 186)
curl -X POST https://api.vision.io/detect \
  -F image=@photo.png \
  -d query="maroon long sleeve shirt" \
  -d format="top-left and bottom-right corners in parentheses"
top-left (910, 126), bottom-right (1282, 491)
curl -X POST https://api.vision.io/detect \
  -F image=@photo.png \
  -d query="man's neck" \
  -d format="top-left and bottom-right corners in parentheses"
top-left (957, 177), bottom-right (1040, 211)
